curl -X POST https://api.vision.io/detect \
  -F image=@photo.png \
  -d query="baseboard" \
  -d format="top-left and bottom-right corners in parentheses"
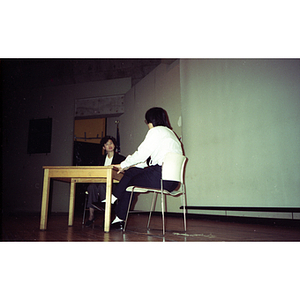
top-left (131, 210), bottom-right (300, 228)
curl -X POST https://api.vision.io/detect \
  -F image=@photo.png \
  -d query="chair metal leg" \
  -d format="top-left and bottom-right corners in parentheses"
top-left (147, 192), bottom-right (158, 230)
top-left (182, 191), bottom-right (187, 232)
top-left (161, 192), bottom-right (165, 236)
top-left (160, 179), bottom-right (165, 235)
top-left (123, 189), bottom-right (134, 232)
top-left (82, 191), bottom-right (88, 226)
top-left (160, 179), bottom-right (166, 235)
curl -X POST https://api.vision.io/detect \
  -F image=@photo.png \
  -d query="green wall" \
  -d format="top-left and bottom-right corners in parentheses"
top-left (180, 59), bottom-right (300, 217)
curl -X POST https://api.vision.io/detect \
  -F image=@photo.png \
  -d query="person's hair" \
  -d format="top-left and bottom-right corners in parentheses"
top-left (100, 136), bottom-right (117, 153)
top-left (145, 107), bottom-right (171, 128)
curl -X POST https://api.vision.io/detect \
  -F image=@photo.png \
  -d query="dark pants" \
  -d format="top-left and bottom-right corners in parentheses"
top-left (87, 183), bottom-right (106, 208)
top-left (114, 165), bottom-right (179, 220)
top-left (87, 183), bottom-right (117, 208)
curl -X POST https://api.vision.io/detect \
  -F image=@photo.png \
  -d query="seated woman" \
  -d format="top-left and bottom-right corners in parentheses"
top-left (111, 107), bottom-right (183, 228)
top-left (85, 136), bottom-right (125, 227)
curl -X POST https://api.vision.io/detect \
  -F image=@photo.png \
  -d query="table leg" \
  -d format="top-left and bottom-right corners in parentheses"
top-left (68, 179), bottom-right (76, 226)
top-left (40, 169), bottom-right (50, 230)
top-left (104, 168), bottom-right (113, 232)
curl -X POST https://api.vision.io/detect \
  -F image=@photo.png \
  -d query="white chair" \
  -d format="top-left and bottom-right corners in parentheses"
top-left (124, 152), bottom-right (187, 235)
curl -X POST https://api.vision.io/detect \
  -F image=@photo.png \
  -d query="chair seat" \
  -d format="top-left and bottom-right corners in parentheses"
top-left (126, 186), bottom-right (183, 196)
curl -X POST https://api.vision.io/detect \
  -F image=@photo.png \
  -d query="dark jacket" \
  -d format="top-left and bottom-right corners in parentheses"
top-left (96, 152), bottom-right (126, 166)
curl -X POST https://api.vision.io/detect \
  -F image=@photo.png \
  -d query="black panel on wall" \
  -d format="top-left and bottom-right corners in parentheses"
top-left (27, 118), bottom-right (52, 154)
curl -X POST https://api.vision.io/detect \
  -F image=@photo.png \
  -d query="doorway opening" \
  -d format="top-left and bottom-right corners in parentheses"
top-left (73, 117), bottom-right (106, 166)
top-left (73, 117), bottom-right (106, 213)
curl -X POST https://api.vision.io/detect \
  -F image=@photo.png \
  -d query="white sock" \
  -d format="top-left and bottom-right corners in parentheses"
top-left (111, 216), bottom-right (124, 224)
top-left (111, 195), bottom-right (117, 204)
top-left (101, 195), bottom-right (118, 204)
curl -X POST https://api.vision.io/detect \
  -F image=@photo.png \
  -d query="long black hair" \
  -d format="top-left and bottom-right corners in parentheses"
top-left (145, 107), bottom-right (171, 129)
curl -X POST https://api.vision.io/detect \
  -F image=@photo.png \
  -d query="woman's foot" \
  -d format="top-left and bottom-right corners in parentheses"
top-left (110, 216), bottom-right (124, 230)
top-left (111, 216), bottom-right (124, 224)
top-left (101, 195), bottom-right (118, 204)
top-left (85, 218), bottom-right (95, 227)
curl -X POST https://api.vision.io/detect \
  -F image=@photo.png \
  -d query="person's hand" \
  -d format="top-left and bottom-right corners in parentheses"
top-left (113, 164), bottom-right (124, 174)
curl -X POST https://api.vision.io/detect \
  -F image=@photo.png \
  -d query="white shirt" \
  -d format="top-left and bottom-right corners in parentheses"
top-left (104, 155), bottom-right (113, 166)
top-left (120, 126), bottom-right (182, 169)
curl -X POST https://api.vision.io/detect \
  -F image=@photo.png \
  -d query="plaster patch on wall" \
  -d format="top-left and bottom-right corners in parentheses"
top-left (177, 115), bottom-right (182, 127)
top-left (75, 95), bottom-right (124, 118)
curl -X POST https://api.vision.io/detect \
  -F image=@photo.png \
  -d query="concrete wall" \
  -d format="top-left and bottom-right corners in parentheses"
top-left (180, 59), bottom-right (300, 219)
top-left (106, 60), bottom-right (183, 212)
top-left (3, 59), bottom-right (299, 220)
top-left (2, 78), bottom-right (131, 213)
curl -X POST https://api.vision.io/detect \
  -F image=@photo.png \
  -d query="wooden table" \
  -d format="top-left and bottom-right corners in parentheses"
top-left (39, 166), bottom-right (123, 232)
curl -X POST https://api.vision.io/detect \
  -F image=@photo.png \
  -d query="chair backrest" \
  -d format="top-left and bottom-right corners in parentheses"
top-left (162, 152), bottom-right (187, 183)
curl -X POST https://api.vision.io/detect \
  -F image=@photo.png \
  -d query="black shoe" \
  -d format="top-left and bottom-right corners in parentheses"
top-left (110, 221), bottom-right (124, 230)
top-left (85, 218), bottom-right (95, 227)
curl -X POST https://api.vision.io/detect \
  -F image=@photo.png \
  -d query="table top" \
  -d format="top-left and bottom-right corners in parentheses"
top-left (42, 165), bottom-right (123, 181)
top-left (43, 165), bottom-right (118, 169)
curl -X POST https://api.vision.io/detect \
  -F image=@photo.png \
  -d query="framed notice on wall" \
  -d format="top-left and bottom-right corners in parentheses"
top-left (27, 118), bottom-right (52, 154)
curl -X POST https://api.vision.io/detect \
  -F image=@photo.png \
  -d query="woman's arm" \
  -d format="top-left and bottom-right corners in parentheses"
top-left (120, 129), bottom-right (156, 169)
top-left (112, 164), bottom-right (125, 174)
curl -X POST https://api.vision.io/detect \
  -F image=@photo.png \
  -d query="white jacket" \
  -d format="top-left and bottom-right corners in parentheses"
top-left (120, 126), bottom-right (182, 169)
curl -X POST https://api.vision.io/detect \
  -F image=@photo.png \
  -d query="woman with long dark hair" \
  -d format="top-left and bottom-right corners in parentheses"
top-left (110, 107), bottom-right (183, 228)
